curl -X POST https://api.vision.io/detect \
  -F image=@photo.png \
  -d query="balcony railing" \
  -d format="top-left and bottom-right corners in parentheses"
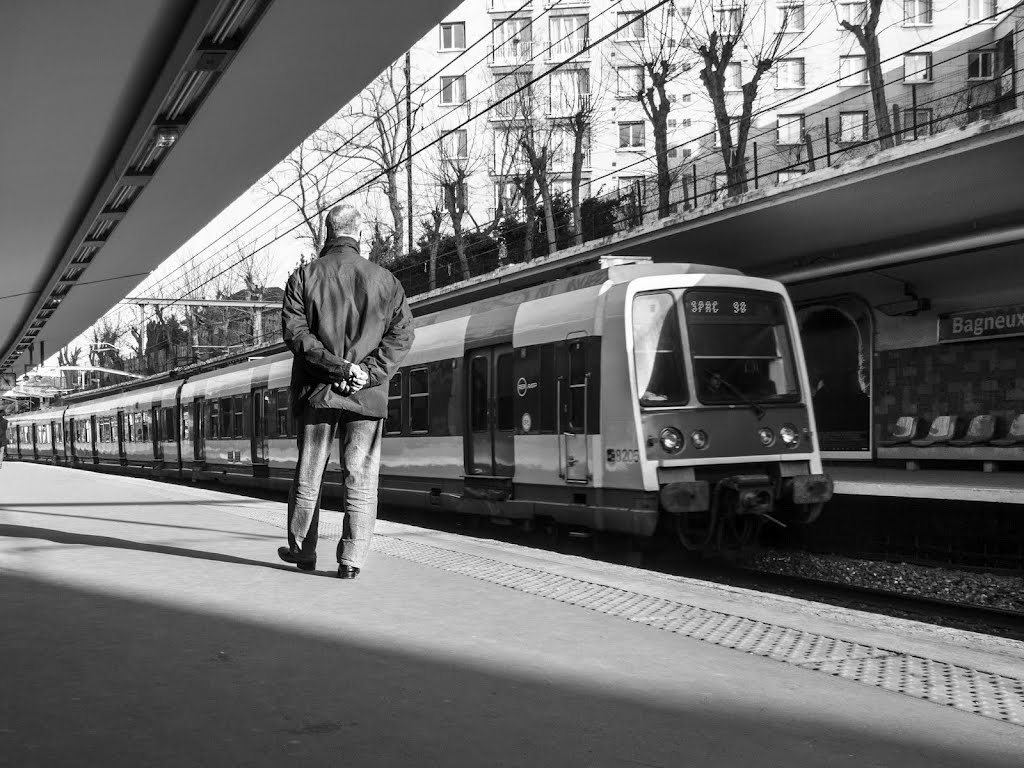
top-left (490, 40), bottom-right (533, 65)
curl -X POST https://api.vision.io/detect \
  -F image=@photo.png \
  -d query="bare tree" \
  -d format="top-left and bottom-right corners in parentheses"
top-left (262, 125), bottom-right (349, 258)
top-left (333, 62), bottom-right (425, 258)
top-left (549, 66), bottom-right (604, 245)
top-left (617, 4), bottom-right (692, 215)
top-left (505, 80), bottom-right (564, 254)
top-left (832, 0), bottom-right (894, 149)
top-left (424, 126), bottom-right (488, 280)
top-left (57, 346), bottom-right (81, 367)
top-left (88, 317), bottom-right (126, 370)
top-left (680, 0), bottom-right (825, 195)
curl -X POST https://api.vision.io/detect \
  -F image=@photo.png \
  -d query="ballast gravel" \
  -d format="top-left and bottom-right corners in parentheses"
top-left (739, 549), bottom-right (1024, 613)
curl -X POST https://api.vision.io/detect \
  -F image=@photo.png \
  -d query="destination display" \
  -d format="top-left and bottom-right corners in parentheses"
top-left (938, 304), bottom-right (1024, 343)
top-left (684, 290), bottom-right (784, 323)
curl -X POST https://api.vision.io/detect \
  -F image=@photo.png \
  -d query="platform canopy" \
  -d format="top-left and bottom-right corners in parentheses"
top-left (0, 0), bottom-right (460, 386)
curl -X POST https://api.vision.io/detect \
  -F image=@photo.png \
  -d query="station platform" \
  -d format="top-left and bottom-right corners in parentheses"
top-left (1, 463), bottom-right (1023, 766)
top-left (830, 463), bottom-right (1024, 503)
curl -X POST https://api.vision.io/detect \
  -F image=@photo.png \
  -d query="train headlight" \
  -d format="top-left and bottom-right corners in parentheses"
top-left (757, 427), bottom-right (775, 447)
top-left (690, 429), bottom-right (709, 450)
top-left (660, 427), bottom-right (684, 454)
top-left (780, 424), bottom-right (800, 448)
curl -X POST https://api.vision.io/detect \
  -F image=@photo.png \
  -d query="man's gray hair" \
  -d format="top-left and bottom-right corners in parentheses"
top-left (325, 204), bottom-right (362, 240)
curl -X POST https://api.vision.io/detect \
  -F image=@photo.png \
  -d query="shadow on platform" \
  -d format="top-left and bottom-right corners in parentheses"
top-left (0, 568), bottom-right (1017, 767)
top-left (0, 507), bottom-right (281, 540)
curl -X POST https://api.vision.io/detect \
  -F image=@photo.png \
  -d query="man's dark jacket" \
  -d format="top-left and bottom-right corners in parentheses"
top-left (282, 236), bottom-right (414, 419)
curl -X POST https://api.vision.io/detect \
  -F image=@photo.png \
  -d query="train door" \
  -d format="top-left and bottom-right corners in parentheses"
top-left (465, 344), bottom-right (515, 477)
top-left (559, 336), bottom-right (591, 483)
top-left (151, 406), bottom-right (162, 462)
top-left (50, 420), bottom-right (60, 461)
top-left (116, 412), bottom-right (127, 464)
top-left (193, 397), bottom-right (206, 463)
top-left (89, 415), bottom-right (98, 462)
top-left (251, 386), bottom-right (268, 468)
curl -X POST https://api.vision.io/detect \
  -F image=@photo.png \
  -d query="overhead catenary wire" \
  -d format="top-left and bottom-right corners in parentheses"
top-left (138, 0), bottom-right (577, 299)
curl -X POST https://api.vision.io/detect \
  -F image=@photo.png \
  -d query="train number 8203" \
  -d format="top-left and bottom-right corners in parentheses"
top-left (606, 448), bottom-right (640, 464)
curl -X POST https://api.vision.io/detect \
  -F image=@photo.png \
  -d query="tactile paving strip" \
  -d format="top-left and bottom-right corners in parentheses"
top-left (372, 535), bottom-right (1024, 727)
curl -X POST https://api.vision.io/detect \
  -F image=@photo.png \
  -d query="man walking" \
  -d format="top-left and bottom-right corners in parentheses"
top-left (279, 204), bottom-right (413, 578)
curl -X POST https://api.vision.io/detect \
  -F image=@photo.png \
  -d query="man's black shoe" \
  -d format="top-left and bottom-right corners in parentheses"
top-left (278, 546), bottom-right (316, 571)
top-left (337, 565), bottom-right (360, 579)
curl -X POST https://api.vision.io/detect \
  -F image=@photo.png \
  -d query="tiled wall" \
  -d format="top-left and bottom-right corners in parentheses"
top-left (873, 339), bottom-right (1024, 439)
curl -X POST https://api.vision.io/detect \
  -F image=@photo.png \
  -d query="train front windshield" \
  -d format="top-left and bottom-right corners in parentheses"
top-left (632, 289), bottom-right (800, 406)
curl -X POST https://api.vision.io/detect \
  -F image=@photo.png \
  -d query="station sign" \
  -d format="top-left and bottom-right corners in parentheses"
top-left (938, 304), bottom-right (1024, 343)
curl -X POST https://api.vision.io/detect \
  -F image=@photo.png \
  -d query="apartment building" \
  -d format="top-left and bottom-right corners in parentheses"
top-left (352, 0), bottom-right (1019, 233)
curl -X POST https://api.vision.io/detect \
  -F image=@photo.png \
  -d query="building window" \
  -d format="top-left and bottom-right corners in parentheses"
top-left (901, 108), bottom-right (933, 139)
top-left (840, 55), bottom-right (868, 86)
top-left (839, 111), bottom-right (868, 142)
top-left (619, 121), bottom-right (645, 148)
top-left (618, 176), bottom-right (645, 198)
top-left (682, 147), bottom-right (693, 159)
top-left (443, 129), bottom-right (468, 160)
top-left (967, 0), bottom-right (996, 22)
top-left (492, 18), bottom-right (532, 64)
top-left (491, 71), bottom-right (530, 119)
top-left (715, 5), bottom-right (742, 32)
top-left (408, 368), bottom-right (429, 433)
top-left (440, 22), bottom-right (466, 50)
top-left (550, 15), bottom-right (589, 57)
top-left (775, 58), bottom-right (805, 89)
top-left (904, 53), bottom-right (932, 82)
top-left (838, 1), bottom-right (867, 25)
top-left (681, 118), bottom-right (692, 128)
top-left (616, 66), bottom-right (643, 98)
top-left (904, 0), bottom-right (932, 24)
top-left (616, 11), bottom-right (645, 40)
top-left (725, 62), bottom-right (742, 91)
top-left (440, 75), bottom-right (467, 105)
top-left (778, 2), bottom-right (805, 32)
top-left (385, 373), bottom-right (403, 435)
top-left (680, 93), bottom-right (692, 103)
top-left (967, 50), bottom-right (994, 80)
top-left (777, 114), bottom-right (804, 145)
top-left (777, 169), bottom-right (806, 183)
top-left (550, 68), bottom-right (590, 115)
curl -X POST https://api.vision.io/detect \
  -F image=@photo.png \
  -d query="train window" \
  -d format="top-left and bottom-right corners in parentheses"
top-left (567, 343), bottom-right (588, 432)
top-left (409, 369), bottom-right (429, 433)
top-left (233, 396), bottom-right (246, 438)
top-left (139, 411), bottom-right (151, 443)
top-left (496, 354), bottom-right (514, 431)
top-left (219, 397), bottom-right (233, 438)
top-left (470, 356), bottom-right (488, 433)
top-left (99, 418), bottom-right (110, 443)
top-left (538, 344), bottom-right (556, 432)
top-left (182, 404), bottom-right (192, 441)
top-left (276, 389), bottom-right (291, 438)
top-left (123, 414), bottom-right (133, 443)
top-left (209, 400), bottom-right (221, 439)
top-left (54, 422), bottom-right (63, 443)
top-left (685, 289), bottom-right (800, 405)
top-left (162, 407), bottom-right (176, 442)
top-left (632, 293), bottom-right (689, 407)
top-left (385, 373), bottom-right (403, 435)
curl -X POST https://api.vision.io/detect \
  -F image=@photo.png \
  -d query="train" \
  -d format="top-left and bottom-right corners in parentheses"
top-left (4, 263), bottom-right (833, 551)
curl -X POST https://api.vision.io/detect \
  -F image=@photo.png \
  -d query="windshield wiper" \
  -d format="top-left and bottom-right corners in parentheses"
top-left (705, 371), bottom-right (766, 420)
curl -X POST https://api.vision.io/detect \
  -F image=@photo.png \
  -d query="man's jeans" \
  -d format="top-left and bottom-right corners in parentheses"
top-left (287, 407), bottom-right (383, 568)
